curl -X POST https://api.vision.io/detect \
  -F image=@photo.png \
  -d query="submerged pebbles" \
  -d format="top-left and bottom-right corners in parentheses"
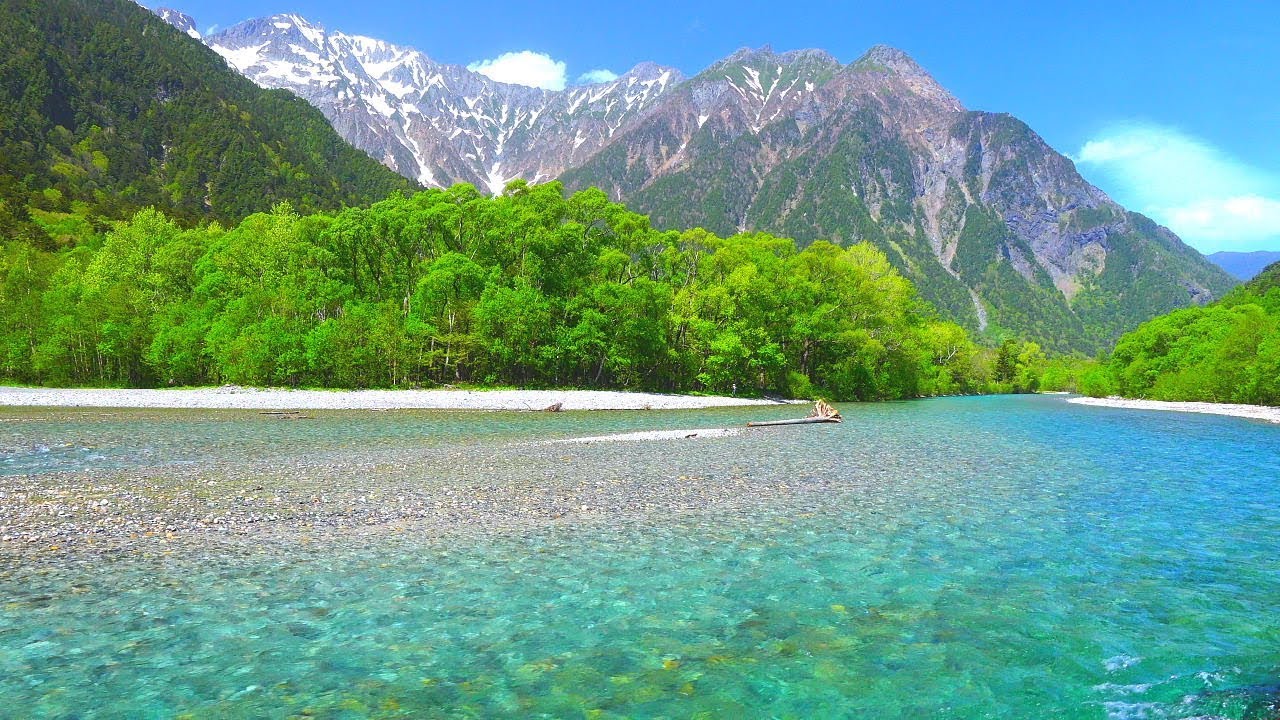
top-left (1, 415), bottom-right (837, 566)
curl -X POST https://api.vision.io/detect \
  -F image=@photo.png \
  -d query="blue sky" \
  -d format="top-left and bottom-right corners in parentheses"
top-left (155, 0), bottom-right (1280, 252)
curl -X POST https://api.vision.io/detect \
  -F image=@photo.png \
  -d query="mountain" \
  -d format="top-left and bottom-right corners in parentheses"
top-left (1250, 260), bottom-right (1280, 293)
top-left (203, 15), bottom-right (680, 192)
top-left (155, 8), bottom-right (200, 39)
top-left (160, 9), bottom-right (1233, 353)
top-left (1208, 250), bottom-right (1280, 280)
top-left (561, 46), bottom-right (1236, 352)
top-left (0, 0), bottom-right (413, 242)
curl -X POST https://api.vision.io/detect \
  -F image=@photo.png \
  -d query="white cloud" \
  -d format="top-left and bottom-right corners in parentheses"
top-left (467, 51), bottom-right (566, 91)
top-left (1165, 195), bottom-right (1280, 247)
top-left (1073, 123), bottom-right (1280, 253)
top-left (577, 69), bottom-right (619, 85)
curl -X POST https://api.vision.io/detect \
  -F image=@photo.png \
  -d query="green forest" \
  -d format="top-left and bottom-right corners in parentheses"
top-left (0, 182), bottom-right (1049, 400)
top-left (1058, 262), bottom-right (1280, 405)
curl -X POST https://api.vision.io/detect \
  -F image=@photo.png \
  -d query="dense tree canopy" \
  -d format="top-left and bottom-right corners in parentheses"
top-left (0, 182), bottom-right (1045, 400)
top-left (1084, 262), bottom-right (1280, 405)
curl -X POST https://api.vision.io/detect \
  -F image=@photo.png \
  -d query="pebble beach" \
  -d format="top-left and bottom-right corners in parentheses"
top-left (1066, 396), bottom-right (1280, 424)
top-left (0, 395), bottom-right (804, 562)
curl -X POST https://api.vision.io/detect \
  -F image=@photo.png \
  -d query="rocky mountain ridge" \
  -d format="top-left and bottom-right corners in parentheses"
top-left (154, 7), bottom-right (199, 39)
top-left (196, 13), bottom-right (680, 192)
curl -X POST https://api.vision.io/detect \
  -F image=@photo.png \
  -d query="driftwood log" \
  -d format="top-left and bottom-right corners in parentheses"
top-left (747, 400), bottom-right (842, 427)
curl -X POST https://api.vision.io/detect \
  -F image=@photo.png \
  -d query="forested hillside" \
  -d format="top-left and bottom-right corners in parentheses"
top-left (0, 182), bottom-right (1047, 399)
top-left (0, 0), bottom-right (413, 248)
top-left (1076, 262), bottom-right (1280, 405)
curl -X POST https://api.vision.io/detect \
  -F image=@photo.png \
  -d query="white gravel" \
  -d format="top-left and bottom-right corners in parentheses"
top-left (0, 385), bottom-right (796, 411)
top-left (1067, 396), bottom-right (1280, 424)
top-left (547, 428), bottom-right (742, 444)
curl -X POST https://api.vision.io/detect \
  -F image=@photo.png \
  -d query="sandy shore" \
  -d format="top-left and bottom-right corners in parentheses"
top-left (1067, 396), bottom-right (1280, 424)
top-left (0, 385), bottom-right (796, 411)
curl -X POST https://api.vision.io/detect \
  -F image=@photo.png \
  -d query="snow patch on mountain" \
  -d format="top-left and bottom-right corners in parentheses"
top-left (155, 8), bottom-right (200, 39)
top-left (184, 12), bottom-right (687, 192)
top-left (161, 11), bottom-right (858, 197)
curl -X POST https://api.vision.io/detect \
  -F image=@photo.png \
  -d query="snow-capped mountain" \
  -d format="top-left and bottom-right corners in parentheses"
top-left (155, 7), bottom-right (200, 39)
top-left (195, 14), bottom-right (680, 192)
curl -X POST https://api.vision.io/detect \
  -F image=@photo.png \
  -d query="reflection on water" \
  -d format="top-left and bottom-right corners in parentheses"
top-left (2, 396), bottom-right (1279, 719)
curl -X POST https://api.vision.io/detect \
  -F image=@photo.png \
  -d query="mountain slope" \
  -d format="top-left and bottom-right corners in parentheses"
top-left (1208, 250), bottom-right (1280, 280)
top-left (561, 46), bottom-right (1235, 353)
top-left (0, 0), bottom-right (413, 239)
top-left (204, 15), bottom-right (681, 192)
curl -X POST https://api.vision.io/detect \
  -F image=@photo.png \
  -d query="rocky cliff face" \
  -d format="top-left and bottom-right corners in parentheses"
top-left (156, 9), bottom-right (1234, 352)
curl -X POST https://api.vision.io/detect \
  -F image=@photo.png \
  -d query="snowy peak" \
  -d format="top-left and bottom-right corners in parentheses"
top-left (151, 7), bottom-right (957, 195)
top-left (199, 12), bottom-right (681, 192)
top-left (206, 14), bottom-right (345, 83)
top-left (155, 7), bottom-right (200, 39)
top-left (616, 61), bottom-right (683, 84)
top-left (560, 62), bottom-right (683, 120)
top-left (682, 46), bottom-right (842, 134)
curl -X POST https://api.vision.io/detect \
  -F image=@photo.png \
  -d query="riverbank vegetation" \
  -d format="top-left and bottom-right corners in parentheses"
top-left (1039, 262), bottom-right (1280, 406)
top-left (0, 182), bottom-right (1052, 400)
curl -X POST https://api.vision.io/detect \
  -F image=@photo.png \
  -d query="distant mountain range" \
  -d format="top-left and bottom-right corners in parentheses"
top-left (152, 8), bottom-right (1236, 352)
top-left (1207, 251), bottom-right (1280, 280)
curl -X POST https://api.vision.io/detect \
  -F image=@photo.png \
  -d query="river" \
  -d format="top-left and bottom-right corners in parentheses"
top-left (2, 395), bottom-right (1278, 718)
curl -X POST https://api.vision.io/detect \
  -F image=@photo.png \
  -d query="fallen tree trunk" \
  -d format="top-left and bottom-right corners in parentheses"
top-left (747, 399), bottom-right (842, 427)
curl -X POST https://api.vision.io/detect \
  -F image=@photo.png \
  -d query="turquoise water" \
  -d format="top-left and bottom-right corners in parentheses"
top-left (2, 395), bottom-right (1279, 718)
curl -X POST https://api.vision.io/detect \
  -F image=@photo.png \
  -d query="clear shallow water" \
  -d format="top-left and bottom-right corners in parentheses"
top-left (2, 395), bottom-right (1279, 719)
